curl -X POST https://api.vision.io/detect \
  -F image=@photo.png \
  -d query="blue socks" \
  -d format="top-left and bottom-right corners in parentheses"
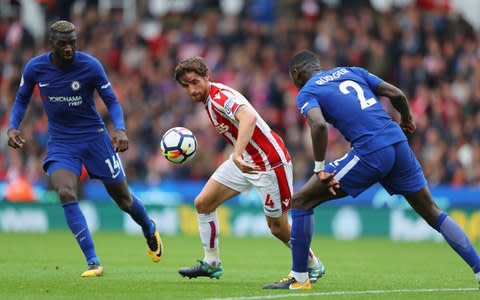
top-left (127, 194), bottom-right (155, 237)
top-left (434, 212), bottom-right (480, 273)
top-left (291, 208), bottom-right (315, 273)
top-left (62, 201), bottom-right (99, 265)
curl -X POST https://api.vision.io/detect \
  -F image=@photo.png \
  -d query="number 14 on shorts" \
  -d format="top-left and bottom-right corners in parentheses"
top-left (105, 154), bottom-right (122, 179)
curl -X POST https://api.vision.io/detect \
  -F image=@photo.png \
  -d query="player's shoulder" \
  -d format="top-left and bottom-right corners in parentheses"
top-left (25, 52), bottom-right (51, 68)
top-left (75, 51), bottom-right (101, 65)
top-left (209, 82), bottom-right (237, 102)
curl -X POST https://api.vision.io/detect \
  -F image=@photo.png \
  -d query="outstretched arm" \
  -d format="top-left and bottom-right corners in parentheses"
top-left (375, 81), bottom-right (416, 134)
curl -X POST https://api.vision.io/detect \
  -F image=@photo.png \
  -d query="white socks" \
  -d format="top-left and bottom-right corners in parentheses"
top-left (290, 271), bottom-right (309, 283)
top-left (198, 211), bottom-right (220, 266)
top-left (475, 272), bottom-right (480, 283)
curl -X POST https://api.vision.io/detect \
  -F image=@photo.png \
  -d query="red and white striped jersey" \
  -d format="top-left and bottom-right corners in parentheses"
top-left (205, 82), bottom-right (290, 171)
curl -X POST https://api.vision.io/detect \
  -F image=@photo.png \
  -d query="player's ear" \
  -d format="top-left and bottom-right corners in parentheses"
top-left (205, 72), bottom-right (210, 81)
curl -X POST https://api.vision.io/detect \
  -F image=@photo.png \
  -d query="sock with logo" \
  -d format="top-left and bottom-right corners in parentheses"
top-left (63, 201), bottom-right (98, 264)
top-left (198, 211), bottom-right (220, 267)
top-left (434, 212), bottom-right (480, 274)
top-left (125, 194), bottom-right (154, 236)
top-left (291, 208), bottom-right (314, 273)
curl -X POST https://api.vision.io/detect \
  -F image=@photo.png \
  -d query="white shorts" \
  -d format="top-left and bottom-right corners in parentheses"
top-left (211, 158), bottom-right (293, 218)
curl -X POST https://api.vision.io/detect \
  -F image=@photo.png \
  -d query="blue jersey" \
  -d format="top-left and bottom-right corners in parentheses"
top-left (296, 67), bottom-right (406, 155)
top-left (9, 51), bottom-right (125, 141)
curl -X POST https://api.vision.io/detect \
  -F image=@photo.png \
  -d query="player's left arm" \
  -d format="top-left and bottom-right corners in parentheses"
top-left (92, 59), bottom-right (128, 152)
top-left (305, 106), bottom-right (339, 194)
top-left (233, 105), bottom-right (260, 174)
top-left (375, 81), bottom-right (416, 134)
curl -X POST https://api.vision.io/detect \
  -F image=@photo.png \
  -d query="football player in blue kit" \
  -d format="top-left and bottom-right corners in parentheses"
top-left (6, 20), bottom-right (163, 277)
top-left (264, 50), bottom-right (480, 289)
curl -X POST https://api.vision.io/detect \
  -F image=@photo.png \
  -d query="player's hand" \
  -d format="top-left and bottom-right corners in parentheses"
top-left (400, 120), bottom-right (416, 134)
top-left (7, 128), bottom-right (25, 149)
top-left (316, 170), bottom-right (339, 195)
top-left (233, 155), bottom-right (261, 174)
top-left (112, 129), bottom-right (129, 152)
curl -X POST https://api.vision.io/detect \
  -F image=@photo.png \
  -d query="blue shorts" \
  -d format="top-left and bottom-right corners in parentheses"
top-left (324, 141), bottom-right (427, 197)
top-left (43, 132), bottom-right (125, 184)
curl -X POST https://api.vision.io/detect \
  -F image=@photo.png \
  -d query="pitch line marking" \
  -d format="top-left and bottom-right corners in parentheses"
top-left (205, 287), bottom-right (478, 300)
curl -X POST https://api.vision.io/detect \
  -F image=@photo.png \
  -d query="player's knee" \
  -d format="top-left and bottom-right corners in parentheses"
top-left (57, 187), bottom-right (77, 203)
top-left (268, 222), bottom-right (283, 237)
top-left (267, 218), bottom-right (289, 242)
top-left (194, 196), bottom-right (214, 214)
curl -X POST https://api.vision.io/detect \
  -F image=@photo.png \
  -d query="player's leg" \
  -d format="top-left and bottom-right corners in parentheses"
top-left (404, 187), bottom-right (480, 285)
top-left (265, 212), bottom-right (325, 283)
top-left (178, 177), bottom-right (240, 279)
top-left (265, 150), bottom-right (375, 289)
top-left (261, 162), bottom-right (325, 284)
top-left (49, 165), bottom-right (103, 277)
top-left (264, 176), bottom-right (345, 289)
top-left (386, 141), bottom-right (480, 286)
top-left (85, 132), bottom-right (162, 262)
top-left (179, 158), bottom-right (246, 279)
top-left (104, 179), bottom-right (162, 262)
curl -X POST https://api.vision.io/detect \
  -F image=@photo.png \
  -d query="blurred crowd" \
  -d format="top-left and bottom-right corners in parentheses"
top-left (0, 0), bottom-right (479, 190)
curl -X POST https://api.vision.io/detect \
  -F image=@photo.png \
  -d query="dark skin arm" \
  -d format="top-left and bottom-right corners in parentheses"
top-left (375, 81), bottom-right (416, 134)
top-left (305, 107), bottom-right (339, 194)
top-left (306, 107), bottom-right (328, 164)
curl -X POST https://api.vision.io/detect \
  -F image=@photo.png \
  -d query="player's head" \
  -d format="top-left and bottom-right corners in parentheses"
top-left (174, 57), bottom-right (211, 104)
top-left (49, 20), bottom-right (77, 66)
top-left (289, 50), bottom-right (322, 90)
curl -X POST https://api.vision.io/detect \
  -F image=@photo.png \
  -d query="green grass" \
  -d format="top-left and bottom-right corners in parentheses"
top-left (0, 232), bottom-right (478, 300)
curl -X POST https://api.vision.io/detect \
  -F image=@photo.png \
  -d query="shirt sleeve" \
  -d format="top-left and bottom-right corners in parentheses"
top-left (9, 61), bottom-right (36, 129)
top-left (91, 58), bottom-right (125, 131)
top-left (296, 90), bottom-right (319, 117)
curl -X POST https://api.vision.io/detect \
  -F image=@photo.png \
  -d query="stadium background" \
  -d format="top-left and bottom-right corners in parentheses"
top-left (0, 0), bottom-right (479, 242)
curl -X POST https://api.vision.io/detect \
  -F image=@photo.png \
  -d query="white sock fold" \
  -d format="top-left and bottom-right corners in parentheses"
top-left (291, 271), bottom-right (309, 283)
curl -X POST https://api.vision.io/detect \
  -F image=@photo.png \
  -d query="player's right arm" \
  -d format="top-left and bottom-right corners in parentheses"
top-left (232, 105), bottom-right (260, 174)
top-left (7, 62), bottom-right (36, 149)
top-left (375, 81), bottom-right (416, 134)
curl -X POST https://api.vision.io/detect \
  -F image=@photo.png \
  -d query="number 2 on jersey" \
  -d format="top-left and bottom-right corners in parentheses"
top-left (339, 80), bottom-right (377, 109)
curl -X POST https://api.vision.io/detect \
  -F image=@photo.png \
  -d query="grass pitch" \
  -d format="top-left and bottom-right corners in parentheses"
top-left (0, 231), bottom-right (478, 300)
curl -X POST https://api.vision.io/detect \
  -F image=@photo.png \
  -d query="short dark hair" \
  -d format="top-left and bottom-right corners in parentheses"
top-left (174, 57), bottom-right (209, 83)
top-left (49, 20), bottom-right (76, 40)
top-left (289, 50), bottom-right (322, 75)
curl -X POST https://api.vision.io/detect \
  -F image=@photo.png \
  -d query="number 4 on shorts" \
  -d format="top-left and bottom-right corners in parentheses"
top-left (265, 194), bottom-right (274, 208)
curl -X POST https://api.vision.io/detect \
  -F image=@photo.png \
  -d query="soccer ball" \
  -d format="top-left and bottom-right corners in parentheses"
top-left (160, 127), bottom-right (197, 164)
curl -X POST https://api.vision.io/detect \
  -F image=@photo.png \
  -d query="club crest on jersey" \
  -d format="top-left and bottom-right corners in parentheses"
top-left (71, 80), bottom-right (81, 91)
top-left (224, 99), bottom-right (234, 117)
